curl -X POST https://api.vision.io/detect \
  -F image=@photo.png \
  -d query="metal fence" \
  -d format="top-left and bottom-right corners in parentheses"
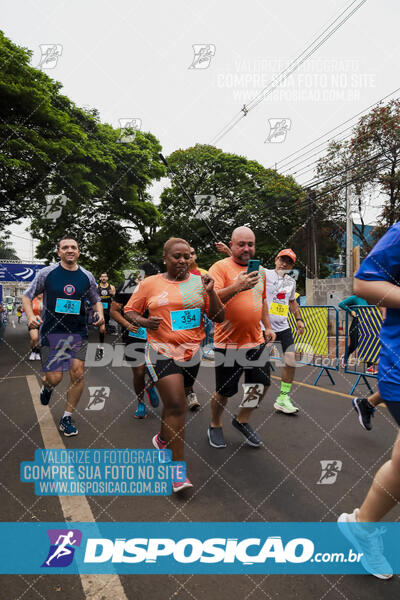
top-left (270, 306), bottom-right (339, 386)
top-left (344, 305), bottom-right (383, 395)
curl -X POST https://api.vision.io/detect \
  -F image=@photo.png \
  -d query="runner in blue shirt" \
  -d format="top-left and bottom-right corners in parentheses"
top-left (338, 222), bottom-right (400, 580)
top-left (22, 236), bottom-right (103, 436)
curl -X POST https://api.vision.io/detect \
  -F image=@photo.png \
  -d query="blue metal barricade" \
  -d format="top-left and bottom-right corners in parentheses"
top-left (344, 305), bottom-right (383, 395)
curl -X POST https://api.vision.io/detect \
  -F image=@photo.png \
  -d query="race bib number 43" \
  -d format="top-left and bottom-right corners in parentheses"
top-left (170, 308), bottom-right (201, 331)
top-left (269, 302), bottom-right (289, 317)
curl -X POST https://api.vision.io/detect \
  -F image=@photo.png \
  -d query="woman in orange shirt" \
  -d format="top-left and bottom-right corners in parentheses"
top-left (124, 238), bottom-right (224, 492)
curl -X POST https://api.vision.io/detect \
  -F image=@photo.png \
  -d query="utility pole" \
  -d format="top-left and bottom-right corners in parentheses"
top-left (307, 188), bottom-right (318, 278)
top-left (345, 171), bottom-right (353, 278)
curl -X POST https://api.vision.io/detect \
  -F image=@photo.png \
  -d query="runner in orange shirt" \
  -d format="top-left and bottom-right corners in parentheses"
top-left (124, 237), bottom-right (224, 492)
top-left (28, 294), bottom-right (43, 360)
top-left (207, 226), bottom-right (276, 449)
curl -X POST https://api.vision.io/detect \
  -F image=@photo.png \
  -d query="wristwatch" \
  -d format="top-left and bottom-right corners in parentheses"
top-left (296, 318), bottom-right (303, 322)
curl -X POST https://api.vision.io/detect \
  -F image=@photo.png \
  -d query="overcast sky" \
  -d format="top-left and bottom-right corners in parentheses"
top-left (3, 0), bottom-right (399, 261)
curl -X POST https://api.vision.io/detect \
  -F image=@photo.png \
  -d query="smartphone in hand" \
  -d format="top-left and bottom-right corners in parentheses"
top-left (247, 259), bottom-right (260, 274)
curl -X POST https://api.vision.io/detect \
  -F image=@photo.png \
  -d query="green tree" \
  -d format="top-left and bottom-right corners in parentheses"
top-left (0, 233), bottom-right (19, 259)
top-left (156, 144), bottom-right (338, 286)
top-left (316, 99), bottom-right (400, 246)
top-left (158, 144), bottom-right (306, 266)
top-left (0, 31), bottom-right (165, 278)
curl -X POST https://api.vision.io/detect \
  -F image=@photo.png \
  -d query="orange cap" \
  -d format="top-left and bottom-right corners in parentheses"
top-left (277, 248), bottom-right (296, 263)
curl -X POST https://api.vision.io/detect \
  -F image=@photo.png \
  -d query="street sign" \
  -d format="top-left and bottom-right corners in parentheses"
top-left (0, 263), bottom-right (46, 283)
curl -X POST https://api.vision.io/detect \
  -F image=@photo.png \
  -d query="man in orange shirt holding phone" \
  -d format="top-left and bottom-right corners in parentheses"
top-left (208, 226), bottom-right (276, 449)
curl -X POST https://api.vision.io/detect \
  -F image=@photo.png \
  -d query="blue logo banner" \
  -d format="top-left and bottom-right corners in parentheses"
top-left (0, 263), bottom-right (46, 282)
top-left (0, 522), bottom-right (399, 575)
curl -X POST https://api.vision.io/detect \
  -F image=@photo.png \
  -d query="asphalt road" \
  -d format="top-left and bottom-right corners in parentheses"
top-left (1, 319), bottom-right (399, 599)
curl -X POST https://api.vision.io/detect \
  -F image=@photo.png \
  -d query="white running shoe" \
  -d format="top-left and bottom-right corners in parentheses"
top-left (29, 352), bottom-right (36, 361)
top-left (35, 352), bottom-right (41, 360)
top-left (187, 392), bottom-right (200, 411)
top-left (337, 508), bottom-right (393, 579)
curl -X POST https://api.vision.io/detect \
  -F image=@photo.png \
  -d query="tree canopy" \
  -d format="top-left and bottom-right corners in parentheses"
top-left (0, 31), bottom-right (165, 280)
top-left (155, 144), bottom-right (338, 283)
top-left (316, 99), bottom-right (400, 249)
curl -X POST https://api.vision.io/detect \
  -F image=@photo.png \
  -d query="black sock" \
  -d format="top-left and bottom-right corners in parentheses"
top-left (99, 332), bottom-right (105, 344)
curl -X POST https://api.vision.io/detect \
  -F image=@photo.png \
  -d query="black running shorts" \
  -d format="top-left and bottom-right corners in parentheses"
top-left (214, 343), bottom-right (271, 398)
top-left (274, 327), bottom-right (295, 354)
top-left (145, 344), bottom-right (201, 388)
top-left (385, 401), bottom-right (400, 427)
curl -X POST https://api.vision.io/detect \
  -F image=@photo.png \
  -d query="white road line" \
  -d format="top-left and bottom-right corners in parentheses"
top-left (12, 319), bottom-right (16, 329)
top-left (26, 375), bottom-right (128, 600)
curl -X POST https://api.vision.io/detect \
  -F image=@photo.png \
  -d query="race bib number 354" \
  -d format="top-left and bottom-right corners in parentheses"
top-left (170, 308), bottom-right (201, 331)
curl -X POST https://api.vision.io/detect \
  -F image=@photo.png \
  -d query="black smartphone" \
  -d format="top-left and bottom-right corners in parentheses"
top-left (247, 259), bottom-right (260, 274)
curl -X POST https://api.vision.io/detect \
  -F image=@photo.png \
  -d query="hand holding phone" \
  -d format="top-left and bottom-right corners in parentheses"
top-left (247, 259), bottom-right (260, 274)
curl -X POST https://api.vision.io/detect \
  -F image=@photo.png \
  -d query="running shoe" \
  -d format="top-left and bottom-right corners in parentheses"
top-left (352, 397), bottom-right (375, 431)
top-left (95, 347), bottom-right (104, 361)
top-left (134, 402), bottom-right (147, 419)
top-left (152, 433), bottom-right (167, 450)
top-left (152, 433), bottom-right (171, 462)
top-left (202, 348), bottom-right (215, 361)
top-left (59, 416), bottom-right (78, 437)
top-left (274, 395), bottom-right (299, 414)
top-left (337, 508), bottom-right (392, 579)
top-left (187, 392), bottom-right (200, 411)
top-left (340, 354), bottom-right (345, 369)
top-left (207, 426), bottom-right (227, 448)
top-left (366, 366), bottom-right (378, 374)
top-left (29, 352), bottom-right (36, 361)
top-left (146, 387), bottom-right (160, 408)
top-left (173, 478), bottom-right (193, 493)
top-left (40, 385), bottom-right (53, 406)
top-left (231, 417), bottom-right (262, 447)
top-left (35, 352), bottom-right (41, 360)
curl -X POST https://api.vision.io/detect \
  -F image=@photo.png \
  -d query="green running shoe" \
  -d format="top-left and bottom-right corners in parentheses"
top-left (274, 395), bottom-right (299, 414)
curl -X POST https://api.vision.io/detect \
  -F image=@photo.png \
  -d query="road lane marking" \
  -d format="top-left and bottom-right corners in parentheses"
top-left (26, 375), bottom-right (128, 600)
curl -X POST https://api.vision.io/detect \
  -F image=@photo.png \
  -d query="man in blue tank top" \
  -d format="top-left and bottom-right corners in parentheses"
top-left (23, 236), bottom-right (103, 436)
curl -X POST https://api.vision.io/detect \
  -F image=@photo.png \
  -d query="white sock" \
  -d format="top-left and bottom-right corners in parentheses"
top-left (63, 411), bottom-right (72, 419)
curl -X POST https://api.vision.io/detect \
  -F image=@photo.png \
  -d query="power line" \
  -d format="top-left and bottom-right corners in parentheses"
top-left (280, 129), bottom-right (355, 177)
top-left (210, 0), bottom-right (367, 145)
top-left (273, 152), bottom-right (396, 222)
top-left (272, 87), bottom-right (400, 172)
top-left (313, 157), bottom-right (394, 201)
top-left (301, 149), bottom-right (392, 189)
top-left (10, 233), bottom-right (38, 242)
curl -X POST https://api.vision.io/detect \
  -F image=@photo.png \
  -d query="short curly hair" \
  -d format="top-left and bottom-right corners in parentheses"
top-left (163, 237), bottom-right (190, 257)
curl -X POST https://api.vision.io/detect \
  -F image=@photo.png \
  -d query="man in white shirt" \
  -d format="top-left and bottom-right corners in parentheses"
top-left (265, 249), bottom-right (304, 414)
